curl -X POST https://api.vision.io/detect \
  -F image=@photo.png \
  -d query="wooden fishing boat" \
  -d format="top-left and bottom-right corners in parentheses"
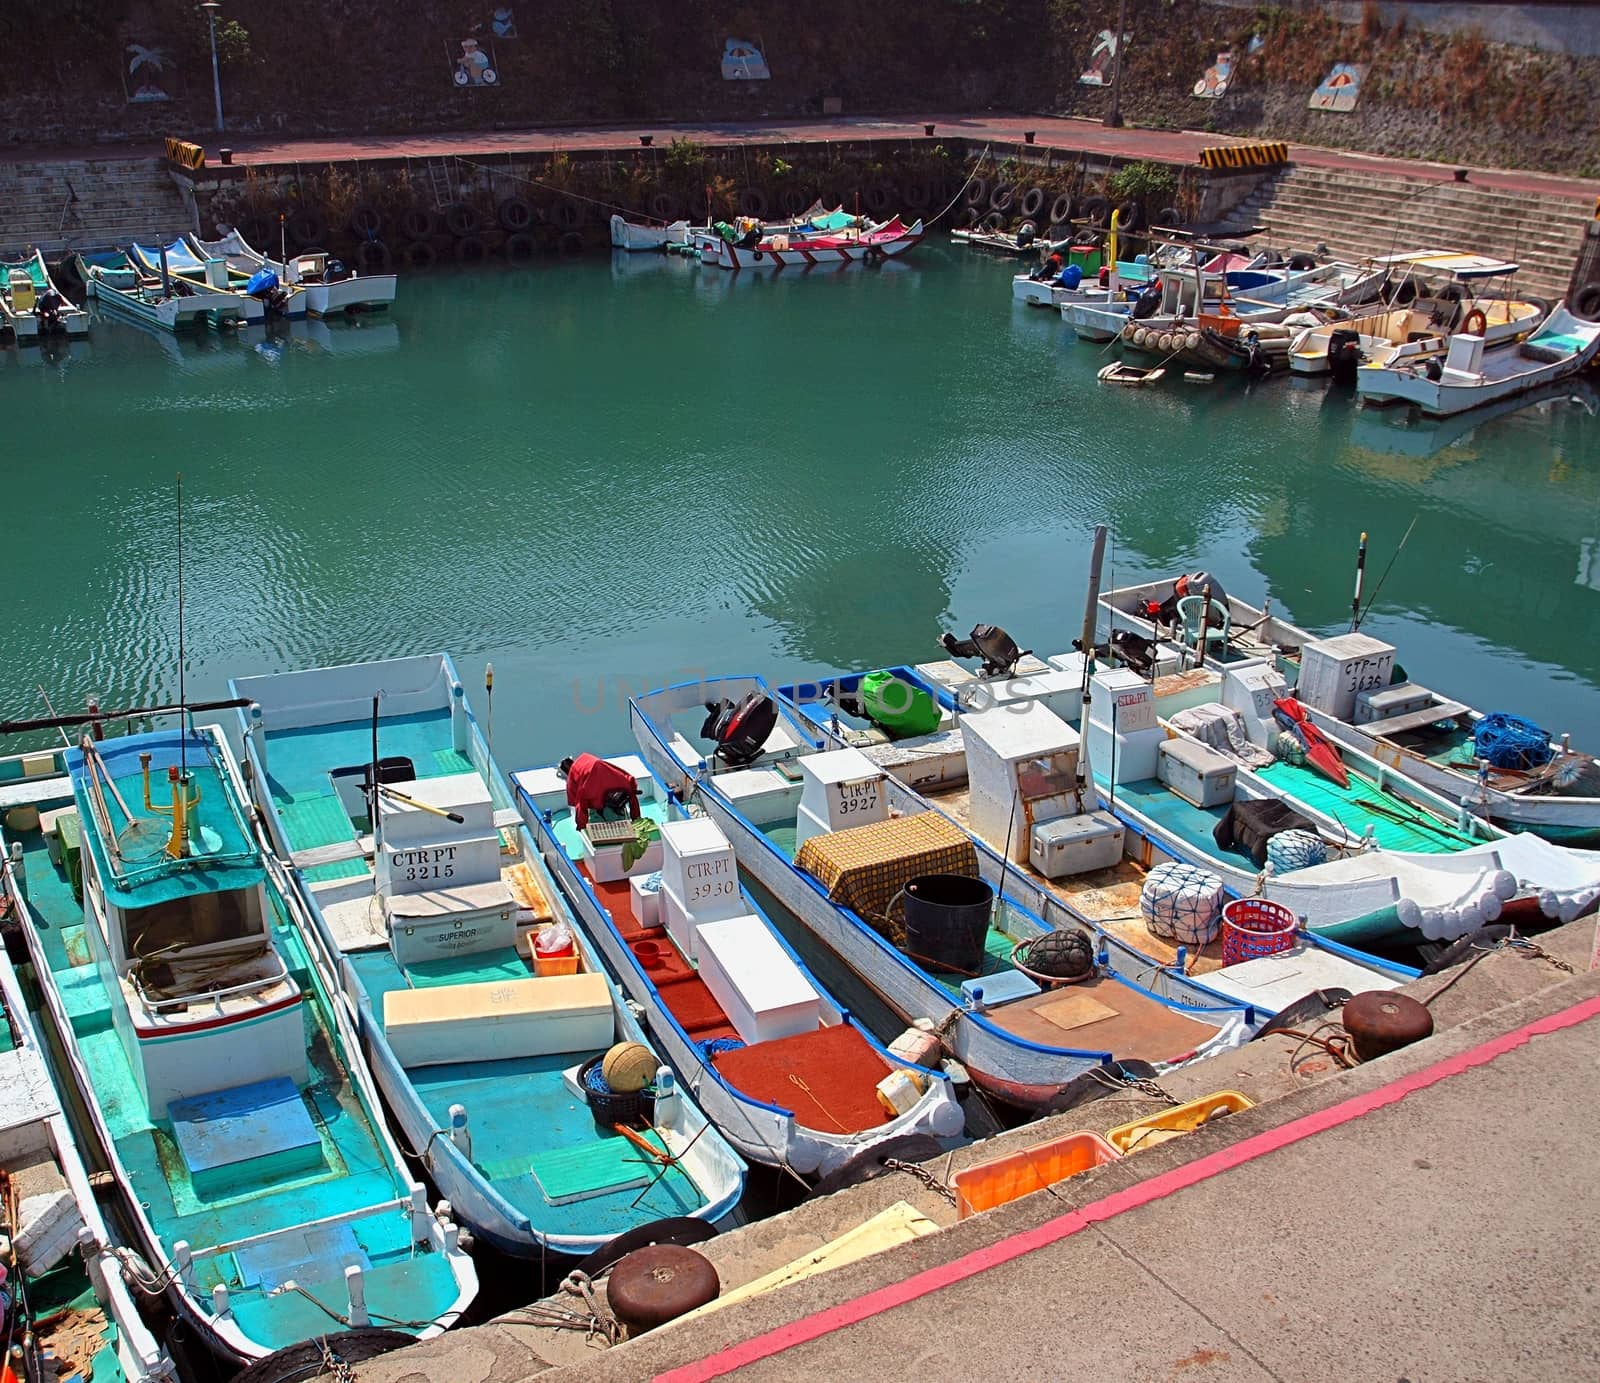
top-left (129, 241), bottom-right (276, 322)
top-left (0, 251), bottom-right (90, 342)
top-left (0, 726), bottom-right (477, 1362)
top-left (1099, 361), bottom-right (1165, 385)
top-left (231, 655), bottom-right (745, 1258)
top-left (76, 250), bottom-right (248, 332)
top-left (1355, 303), bottom-right (1600, 416)
top-left (629, 677), bottom-right (1257, 1113)
top-left (706, 217), bottom-right (925, 271)
top-left (194, 231), bottom-right (397, 317)
top-left (1099, 575), bottom-right (1600, 846)
top-left (0, 870), bottom-right (171, 1383)
top-left (513, 759), bottom-right (965, 1176)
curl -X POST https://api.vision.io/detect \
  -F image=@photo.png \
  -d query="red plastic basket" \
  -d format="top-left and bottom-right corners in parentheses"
top-left (1220, 898), bottom-right (1298, 966)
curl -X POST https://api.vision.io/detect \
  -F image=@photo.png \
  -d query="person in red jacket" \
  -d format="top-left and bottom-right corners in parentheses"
top-left (558, 753), bottom-right (641, 830)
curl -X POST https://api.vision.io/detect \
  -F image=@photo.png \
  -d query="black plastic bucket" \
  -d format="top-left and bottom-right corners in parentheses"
top-left (901, 873), bottom-right (993, 975)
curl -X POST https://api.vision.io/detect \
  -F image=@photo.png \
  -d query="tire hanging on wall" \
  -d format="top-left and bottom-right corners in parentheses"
top-left (288, 209), bottom-right (325, 245)
top-left (649, 190), bottom-right (683, 221)
top-left (1572, 283), bottom-right (1600, 322)
top-left (739, 187), bottom-right (769, 218)
top-left (555, 199), bottom-right (586, 229)
top-left (903, 179), bottom-right (930, 210)
top-left (496, 197), bottom-right (534, 232)
top-left (1019, 186), bottom-right (1046, 219)
top-left (1080, 195), bottom-right (1111, 228)
top-left (354, 238), bottom-right (391, 273)
top-left (504, 231), bottom-right (536, 261)
top-left (1114, 199), bottom-right (1143, 231)
top-left (400, 206), bottom-right (439, 241)
top-left (1049, 192), bottom-right (1073, 225)
top-left (980, 211), bottom-right (1004, 232)
top-left (401, 239), bottom-right (436, 269)
top-left (348, 204), bottom-right (384, 238)
top-left (444, 202), bottom-right (482, 237)
top-left (780, 186), bottom-right (809, 216)
top-left (454, 235), bottom-right (486, 263)
top-left (1154, 205), bottom-right (1182, 228)
top-left (989, 183), bottom-right (1016, 213)
top-left (864, 184), bottom-right (893, 216)
top-left (964, 177), bottom-right (990, 208)
top-left (558, 230), bottom-right (584, 256)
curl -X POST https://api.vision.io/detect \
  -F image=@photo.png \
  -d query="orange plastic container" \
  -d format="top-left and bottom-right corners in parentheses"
top-left (534, 952), bottom-right (581, 977)
top-left (953, 1130), bottom-right (1120, 1219)
top-left (1104, 1090), bottom-right (1254, 1154)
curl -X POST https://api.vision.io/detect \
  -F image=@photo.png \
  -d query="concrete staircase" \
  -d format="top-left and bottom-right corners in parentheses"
top-left (0, 157), bottom-right (193, 258)
top-left (1231, 165), bottom-right (1593, 301)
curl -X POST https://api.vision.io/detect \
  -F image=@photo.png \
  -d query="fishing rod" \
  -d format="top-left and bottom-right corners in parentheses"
top-left (0, 697), bottom-right (249, 737)
top-left (1349, 531), bottom-right (1368, 632)
top-left (1353, 514), bottom-right (1418, 631)
top-left (176, 473), bottom-right (187, 781)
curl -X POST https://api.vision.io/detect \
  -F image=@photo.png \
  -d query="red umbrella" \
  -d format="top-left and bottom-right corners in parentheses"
top-left (1272, 697), bottom-right (1350, 789)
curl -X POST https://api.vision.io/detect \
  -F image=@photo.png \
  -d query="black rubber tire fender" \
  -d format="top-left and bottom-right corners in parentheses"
top-left (496, 196), bottom-right (533, 232)
top-left (1080, 195), bottom-right (1111, 228)
top-left (444, 202), bottom-right (482, 237)
top-left (572, 1217), bottom-right (719, 1281)
top-left (504, 231), bottom-right (536, 261)
top-left (558, 230), bottom-right (584, 256)
top-left (903, 179), bottom-right (930, 210)
top-left (348, 203), bottom-right (384, 238)
top-left (963, 176), bottom-right (990, 208)
top-left (288, 208), bottom-right (325, 245)
top-left (401, 239), bottom-right (436, 270)
top-left (956, 206), bottom-right (980, 229)
top-left (779, 186), bottom-right (810, 217)
top-left (354, 238), bottom-right (391, 273)
top-left (454, 234), bottom-right (486, 263)
top-left (1114, 199), bottom-right (1143, 231)
top-left (989, 183), bottom-right (1016, 213)
top-left (1573, 283), bottom-right (1600, 322)
top-left (1288, 251), bottom-right (1318, 271)
top-left (238, 214), bottom-right (272, 248)
top-left (1019, 186), bottom-right (1046, 219)
top-left (864, 183), bottom-right (894, 216)
top-left (1154, 205), bottom-right (1182, 228)
top-left (649, 190), bottom-right (683, 221)
top-left (234, 1330), bottom-right (418, 1383)
top-left (1049, 191), bottom-right (1073, 225)
top-left (738, 186), bottom-right (769, 218)
top-left (554, 199), bottom-right (585, 229)
top-left (400, 206), bottom-right (439, 241)
top-left (980, 210), bottom-right (1005, 232)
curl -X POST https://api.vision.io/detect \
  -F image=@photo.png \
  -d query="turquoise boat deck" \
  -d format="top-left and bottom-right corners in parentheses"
top-left (12, 789), bottom-right (462, 1348)
top-left (261, 711), bottom-right (708, 1241)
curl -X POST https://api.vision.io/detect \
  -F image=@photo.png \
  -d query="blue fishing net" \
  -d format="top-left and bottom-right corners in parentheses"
top-left (1473, 713), bottom-right (1554, 771)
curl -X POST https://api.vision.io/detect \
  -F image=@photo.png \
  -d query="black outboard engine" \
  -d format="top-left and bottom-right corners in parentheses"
top-left (700, 691), bottom-right (778, 766)
top-left (1131, 284), bottom-right (1162, 320)
top-left (1326, 328), bottom-right (1362, 386)
top-left (938, 623), bottom-right (1029, 679)
top-left (324, 257), bottom-right (351, 283)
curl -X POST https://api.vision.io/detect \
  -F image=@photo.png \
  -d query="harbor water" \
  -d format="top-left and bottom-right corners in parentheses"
top-left (3, 241), bottom-right (1598, 772)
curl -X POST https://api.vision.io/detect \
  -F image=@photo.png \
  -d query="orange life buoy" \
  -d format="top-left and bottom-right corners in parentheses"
top-left (1462, 308), bottom-right (1488, 337)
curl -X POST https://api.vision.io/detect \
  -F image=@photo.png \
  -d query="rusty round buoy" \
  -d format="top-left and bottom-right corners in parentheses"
top-left (1343, 991), bottom-right (1434, 1062)
top-left (607, 1245), bottom-right (719, 1334)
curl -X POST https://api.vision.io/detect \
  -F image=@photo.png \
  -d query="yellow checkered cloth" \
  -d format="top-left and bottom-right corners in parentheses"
top-left (795, 811), bottom-right (978, 933)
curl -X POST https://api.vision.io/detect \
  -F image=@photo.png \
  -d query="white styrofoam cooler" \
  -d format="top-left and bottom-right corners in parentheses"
top-left (694, 915), bottom-right (820, 1045)
top-left (1296, 633), bottom-right (1396, 721)
top-left (1157, 737), bottom-right (1237, 808)
top-left (1029, 811), bottom-right (1126, 879)
top-left (795, 747), bottom-right (889, 850)
top-left (630, 871), bottom-right (662, 927)
top-left (659, 818), bottom-right (742, 922)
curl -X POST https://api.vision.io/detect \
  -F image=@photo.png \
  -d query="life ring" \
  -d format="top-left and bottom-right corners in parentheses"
top-left (1461, 308), bottom-right (1488, 336)
top-left (989, 183), bottom-right (1016, 213)
top-left (738, 187), bottom-right (769, 218)
top-left (554, 199), bottom-right (585, 229)
top-left (348, 204), bottom-right (384, 238)
top-left (496, 197), bottom-right (533, 232)
top-left (288, 208), bottom-right (325, 245)
top-left (649, 191), bottom-right (682, 221)
top-left (1049, 192), bottom-right (1073, 225)
top-left (401, 239), bottom-right (436, 270)
top-left (1114, 199), bottom-right (1143, 231)
top-left (1080, 195), bottom-right (1111, 228)
top-left (963, 177), bottom-right (990, 208)
top-left (1019, 186), bottom-right (1046, 219)
top-left (558, 230), bottom-right (584, 256)
top-left (400, 206), bottom-right (439, 241)
top-left (1155, 205), bottom-right (1182, 227)
top-left (504, 232), bottom-right (536, 261)
top-left (1575, 283), bottom-right (1600, 323)
top-left (354, 238), bottom-right (392, 273)
top-left (444, 203), bottom-right (482, 238)
top-left (1288, 252), bottom-right (1318, 271)
top-left (453, 235), bottom-right (486, 263)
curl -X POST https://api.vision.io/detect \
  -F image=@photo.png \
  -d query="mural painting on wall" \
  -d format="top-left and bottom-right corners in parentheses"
top-left (491, 8), bottom-right (517, 39)
top-left (1194, 50), bottom-right (1234, 99)
top-left (124, 43), bottom-right (171, 102)
top-left (1309, 62), bottom-right (1366, 112)
top-left (451, 36), bottom-right (499, 86)
top-left (722, 38), bottom-right (770, 80)
top-left (1079, 30), bottom-right (1128, 87)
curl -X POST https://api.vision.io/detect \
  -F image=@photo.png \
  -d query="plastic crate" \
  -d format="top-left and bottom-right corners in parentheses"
top-left (1105, 1091), bottom-right (1255, 1154)
top-left (953, 1131), bottom-right (1119, 1219)
top-left (1220, 898), bottom-right (1297, 966)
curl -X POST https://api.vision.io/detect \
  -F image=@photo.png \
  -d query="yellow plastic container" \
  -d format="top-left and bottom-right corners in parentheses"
top-left (953, 1131), bottom-right (1119, 1219)
top-left (1105, 1090), bottom-right (1254, 1154)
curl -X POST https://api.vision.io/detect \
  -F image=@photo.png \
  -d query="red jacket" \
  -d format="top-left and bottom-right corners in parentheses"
top-left (565, 753), bottom-right (638, 828)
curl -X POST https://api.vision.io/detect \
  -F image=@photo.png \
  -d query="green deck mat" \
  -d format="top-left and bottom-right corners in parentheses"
top-left (930, 926), bottom-right (1019, 998)
top-left (405, 947), bottom-right (531, 989)
top-left (430, 749), bottom-right (474, 776)
top-left (278, 792), bottom-right (355, 851)
top-left (527, 1131), bottom-right (669, 1205)
top-left (1255, 760), bottom-right (1481, 853)
top-left (302, 858), bottom-right (371, 884)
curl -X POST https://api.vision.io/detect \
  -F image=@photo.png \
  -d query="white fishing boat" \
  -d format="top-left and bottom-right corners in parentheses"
top-left (1355, 304), bottom-right (1600, 416)
top-left (1, 251), bottom-right (90, 342)
top-left (513, 758), bottom-right (964, 1176)
top-left (1099, 573), bottom-right (1600, 846)
top-left (198, 229), bottom-right (397, 316)
top-left (76, 250), bottom-right (249, 332)
top-left (609, 214), bottom-right (693, 252)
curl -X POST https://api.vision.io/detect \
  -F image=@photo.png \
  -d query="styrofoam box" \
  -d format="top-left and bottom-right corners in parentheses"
top-left (1029, 811), bottom-right (1126, 879)
top-left (1297, 633), bottom-right (1395, 722)
top-left (660, 881), bottom-right (700, 962)
top-left (581, 832), bottom-right (663, 884)
top-left (1354, 682), bottom-right (1433, 726)
top-left (383, 973), bottom-right (612, 1068)
top-left (694, 914), bottom-right (820, 1045)
top-left (659, 818), bottom-right (743, 924)
top-left (630, 872), bottom-right (661, 927)
top-left (1157, 738), bottom-right (1237, 809)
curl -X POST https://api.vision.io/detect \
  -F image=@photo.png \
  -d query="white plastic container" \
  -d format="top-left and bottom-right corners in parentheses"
top-left (794, 748), bottom-right (889, 850)
top-left (1085, 668), bottom-right (1165, 787)
top-left (1157, 737), bottom-right (1238, 808)
top-left (1297, 633), bottom-right (1396, 721)
top-left (1029, 810), bottom-right (1126, 878)
top-left (875, 1069), bottom-right (928, 1118)
top-left (659, 818), bottom-right (742, 924)
top-left (1354, 682), bottom-right (1433, 726)
top-left (630, 871), bottom-right (662, 927)
top-left (694, 914), bottom-right (820, 1045)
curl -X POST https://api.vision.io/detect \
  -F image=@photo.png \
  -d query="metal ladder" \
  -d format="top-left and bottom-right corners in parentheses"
top-left (425, 158), bottom-right (454, 209)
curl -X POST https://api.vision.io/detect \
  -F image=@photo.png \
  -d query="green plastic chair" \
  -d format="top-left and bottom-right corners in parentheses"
top-left (1176, 594), bottom-right (1230, 655)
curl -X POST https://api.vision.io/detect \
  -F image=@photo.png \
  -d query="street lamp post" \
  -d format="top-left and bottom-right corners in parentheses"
top-left (1103, 0), bottom-right (1128, 129)
top-left (201, 1), bottom-right (224, 132)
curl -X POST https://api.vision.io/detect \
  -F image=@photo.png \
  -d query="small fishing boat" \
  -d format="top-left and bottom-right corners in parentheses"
top-left (952, 226), bottom-right (1052, 257)
top-left (195, 230), bottom-right (397, 317)
top-left (0, 867), bottom-right (171, 1383)
top-left (1099, 572), bottom-right (1600, 846)
top-left (691, 206), bottom-right (856, 265)
top-left (130, 240), bottom-right (280, 321)
top-left (1355, 304), bottom-right (1600, 416)
top-left (629, 677), bottom-right (1257, 1112)
top-left (0, 251), bottom-right (90, 342)
top-left (609, 214), bottom-right (694, 252)
top-left (705, 217), bottom-right (925, 271)
top-left (513, 758), bottom-right (965, 1176)
top-left (0, 723), bottom-right (478, 1362)
top-left (1099, 361), bottom-right (1165, 385)
top-left (232, 655), bottom-right (746, 1258)
top-left (76, 250), bottom-right (249, 332)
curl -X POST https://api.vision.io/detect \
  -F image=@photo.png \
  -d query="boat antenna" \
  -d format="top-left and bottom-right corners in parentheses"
top-left (1355, 514), bottom-right (1418, 630)
top-left (176, 472), bottom-right (187, 779)
top-left (1349, 530), bottom-right (1368, 632)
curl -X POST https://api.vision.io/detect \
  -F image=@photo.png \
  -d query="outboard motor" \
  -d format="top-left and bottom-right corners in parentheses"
top-left (324, 257), bottom-right (351, 283)
top-left (938, 624), bottom-right (1029, 679)
top-left (1139, 573), bottom-right (1229, 631)
top-left (700, 691), bottom-right (778, 766)
top-left (1326, 328), bottom-right (1362, 386)
top-left (1131, 284), bottom-right (1162, 321)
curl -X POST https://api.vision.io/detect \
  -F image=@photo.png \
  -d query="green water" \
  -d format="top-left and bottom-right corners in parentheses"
top-left (3, 244), bottom-right (1598, 771)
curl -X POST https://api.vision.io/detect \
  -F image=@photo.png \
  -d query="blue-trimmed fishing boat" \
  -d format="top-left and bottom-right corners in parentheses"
top-left (76, 250), bottom-right (249, 333)
top-left (0, 726), bottom-right (476, 1364)
top-left (629, 677), bottom-right (1257, 1112)
top-left (513, 757), bottom-right (965, 1177)
top-left (231, 655), bottom-right (746, 1259)
top-left (128, 241), bottom-right (282, 322)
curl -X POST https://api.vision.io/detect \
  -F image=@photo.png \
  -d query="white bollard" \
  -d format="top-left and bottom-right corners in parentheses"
top-left (345, 1264), bottom-right (369, 1327)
